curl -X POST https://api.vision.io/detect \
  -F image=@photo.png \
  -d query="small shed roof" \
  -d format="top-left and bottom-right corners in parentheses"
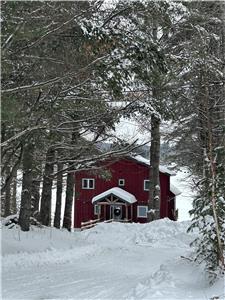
top-left (170, 184), bottom-right (181, 196)
top-left (92, 187), bottom-right (137, 204)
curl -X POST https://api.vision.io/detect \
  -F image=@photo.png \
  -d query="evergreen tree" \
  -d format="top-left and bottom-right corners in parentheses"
top-left (165, 1), bottom-right (225, 280)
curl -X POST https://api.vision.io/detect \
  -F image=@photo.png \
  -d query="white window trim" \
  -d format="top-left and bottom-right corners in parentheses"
top-left (118, 178), bottom-right (125, 186)
top-left (137, 206), bottom-right (148, 218)
top-left (82, 178), bottom-right (95, 189)
top-left (144, 180), bottom-right (150, 191)
top-left (94, 204), bottom-right (101, 215)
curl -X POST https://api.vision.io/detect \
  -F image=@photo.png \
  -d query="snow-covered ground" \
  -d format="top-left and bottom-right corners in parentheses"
top-left (171, 167), bottom-right (195, 221)
top-left (1, 219), bottom-right (224, 300)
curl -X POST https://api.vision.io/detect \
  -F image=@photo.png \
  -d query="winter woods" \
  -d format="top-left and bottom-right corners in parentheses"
top-left (1, 1), bottom-right (141, 229)
top-left (1, 0), bottom-right (225, 281)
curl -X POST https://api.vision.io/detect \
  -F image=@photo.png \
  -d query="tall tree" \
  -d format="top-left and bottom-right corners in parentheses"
top-left (39, 147), bottom-right (55, 226)
top-left (18, 141), bottom-right (33, 231)
top-left (54, 161), bottom-right (63, 229)
top-left (62, 132), bottom-right (77, 231)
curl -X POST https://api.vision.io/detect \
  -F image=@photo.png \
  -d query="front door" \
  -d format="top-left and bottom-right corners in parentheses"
top-left (110, 205), bottom-right (122, 220)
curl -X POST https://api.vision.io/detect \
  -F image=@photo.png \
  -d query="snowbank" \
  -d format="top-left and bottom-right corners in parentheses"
top-left (1, 219), bottom-right (223, 300)
top-left (83, 218), bottom-right (193, 250)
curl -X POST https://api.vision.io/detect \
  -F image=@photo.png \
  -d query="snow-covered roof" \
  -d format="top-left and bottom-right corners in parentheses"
top-left (170, 184), bottom-right (182, 196)
top-left (130, 155), bottom-right (176, 176)
top-left (92, 187), bottom-right (137, 204)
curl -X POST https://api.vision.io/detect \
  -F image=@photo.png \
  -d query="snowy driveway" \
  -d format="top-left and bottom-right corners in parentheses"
top-left (2, 220), bottom-right (224, 300)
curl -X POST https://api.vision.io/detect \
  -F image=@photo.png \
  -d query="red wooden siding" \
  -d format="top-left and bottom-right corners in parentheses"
top-left (74, 158), bottom-right (172, 228)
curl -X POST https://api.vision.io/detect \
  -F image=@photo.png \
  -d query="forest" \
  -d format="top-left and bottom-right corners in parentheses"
top-left (1, 0), bottom-right (225, 288)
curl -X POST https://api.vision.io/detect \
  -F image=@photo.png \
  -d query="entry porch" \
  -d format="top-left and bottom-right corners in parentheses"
top-left (92, 187), bottom-right (137, 222)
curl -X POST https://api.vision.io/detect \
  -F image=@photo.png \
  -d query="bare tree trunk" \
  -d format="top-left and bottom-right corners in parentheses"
top-left (208, 139), bottom-right (225, 268)
top-left (39, 148), bottom-right (55, 226)
top-left (31, 178), bottom-right (40, 217)
top-left (54, 162), bottom-right (63, 229)
top-left (148, 114), bottom-right (161, 221)
top-left (205, 86), bottom-right (225, 269)
top-left (18, 142), bottom-right (34, 231)
top-left (1, 122), bottom-right (6, 216)
top-left (63, 166), bottom-right (74, 231)
top-left (11, 172), bottom-right (17, 214)
top-left (63, 133), bottom-right (77, 231)
top-left (205, 7), bottom-right (225, 268)
top-left (147, 16), bottom-right (161, 221)
top-left (31, 156), bottom-right (42, 218)
top-left (4, 166), bottom-right (11, 216)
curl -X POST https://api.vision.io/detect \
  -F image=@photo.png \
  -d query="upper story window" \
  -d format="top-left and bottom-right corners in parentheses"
top-left (118, 179), bottom-right (125, 187)
top-left (144, 180), bottom-right (150, 191)
top-left (82, 178), bottom-right (95, 189)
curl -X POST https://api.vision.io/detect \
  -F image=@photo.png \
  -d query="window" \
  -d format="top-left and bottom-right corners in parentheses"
top-left (137, 206), bottom-right (148, 218)
top-left (144, 180), bottom-right (150, 191)
top-left (82, 178), bottom-right (95, 189)
top-left (94, 205), bottom-right (101, 215)
top-left (118, 179), bottom-right (125, 186)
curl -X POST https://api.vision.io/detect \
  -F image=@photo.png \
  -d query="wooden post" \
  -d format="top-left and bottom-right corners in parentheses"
top-left (104, 204), bottom-right (106, 221)
top-left (125, 204), bottom-right (128, 221)
top-left (98, 204), bottom-right (101, 220)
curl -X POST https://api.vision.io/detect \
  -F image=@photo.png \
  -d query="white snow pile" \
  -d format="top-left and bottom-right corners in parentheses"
top-left (83, 218), bottom-right (193, 250)
top-left (1, 219), bottom-right (224, 300)
top-left (2, 225), bottom-right (100, 268)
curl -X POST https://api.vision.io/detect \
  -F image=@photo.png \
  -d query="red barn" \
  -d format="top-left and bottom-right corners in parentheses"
top-left (74, 155), bottom-right (180, 228)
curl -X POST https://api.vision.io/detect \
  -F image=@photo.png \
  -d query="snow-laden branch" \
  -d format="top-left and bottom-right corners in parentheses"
top-left (2, 22), bottom-right (24, 53)
top-left (0, 126), bottom-right (46, 147)
top-left (102, 7), bottom-right (130, 28)
top-left (19, 10), bottom-right (89, 52)
top-left (53, 140), bottom-right (150, 176)
top-left (2, 55), bottom-right (108, 94)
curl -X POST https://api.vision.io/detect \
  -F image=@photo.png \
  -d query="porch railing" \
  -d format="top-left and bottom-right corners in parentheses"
top-left (81, 218), bottom-right (101, 231)
top-left (81, 218), bottom-right (117, 231)
top-left (81, 218), bottom-right (131, 231)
